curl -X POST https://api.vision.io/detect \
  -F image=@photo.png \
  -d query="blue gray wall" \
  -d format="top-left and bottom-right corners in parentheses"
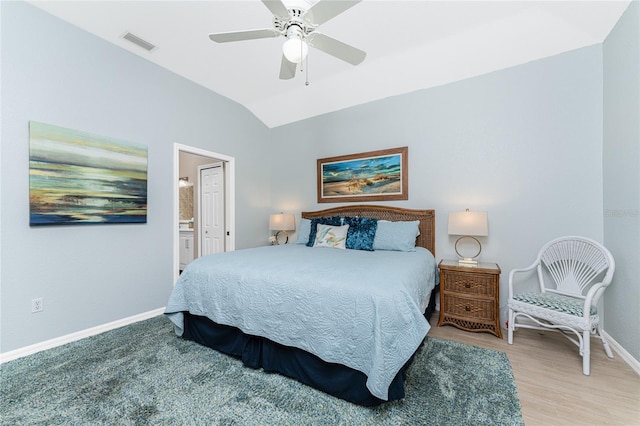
top-left (271, 45), bottom-right (605, 314)
top-left (1, 2), bottom-right (271, 353)
top-left (603, 1), bottom-right (640, 362)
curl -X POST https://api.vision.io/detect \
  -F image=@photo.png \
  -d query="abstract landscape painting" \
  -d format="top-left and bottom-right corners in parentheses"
top-left (29, 121), bottom-right (148, 226)
top-left (317, 147), bottom-right (408, 203)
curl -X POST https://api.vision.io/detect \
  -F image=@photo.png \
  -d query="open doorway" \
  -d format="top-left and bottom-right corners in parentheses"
top-left (173, 143), bottom-right (235, 281)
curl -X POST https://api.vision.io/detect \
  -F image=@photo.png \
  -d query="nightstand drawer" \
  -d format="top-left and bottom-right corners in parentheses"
top-left (441, 270), bottom-right (496, 297)
top-left (443, 294), bottom-right (496, 321)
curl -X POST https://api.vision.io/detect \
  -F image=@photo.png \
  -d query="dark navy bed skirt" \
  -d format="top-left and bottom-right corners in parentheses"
top-left (181, 287), bottom-right (438, 406)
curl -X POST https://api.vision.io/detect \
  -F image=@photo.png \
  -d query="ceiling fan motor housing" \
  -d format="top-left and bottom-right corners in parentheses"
top-left (274, 9), bottom-right (315, 39)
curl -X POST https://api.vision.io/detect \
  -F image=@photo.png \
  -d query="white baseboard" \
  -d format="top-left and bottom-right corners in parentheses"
top-left (0, 307), bottom-right (166, 364)
top-left (603, 330), bottom-right (640, 375)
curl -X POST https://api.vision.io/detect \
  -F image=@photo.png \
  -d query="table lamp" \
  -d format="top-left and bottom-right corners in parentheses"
top-left (448, 209), bottom-right (488, 266)
top-left (269, 213), bottom-right (295, 245)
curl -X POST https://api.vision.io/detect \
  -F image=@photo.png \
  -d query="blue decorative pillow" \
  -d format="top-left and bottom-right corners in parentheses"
top-left (343, 216), bottom-right (378, 251)
top-left (306, 216), bottom-right (342, 247)
top-left (295, 218), bottom-right (311, 244)
top-left (373, 220), bottom-right (420, 252)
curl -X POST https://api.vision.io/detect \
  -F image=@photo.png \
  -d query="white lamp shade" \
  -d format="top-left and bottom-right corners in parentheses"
top-left (269, 213), bottom-right (295, 231)
top-left (448, 211), bottom-right (488, 236)
top-left (282, 37), bottom-right (308, 63)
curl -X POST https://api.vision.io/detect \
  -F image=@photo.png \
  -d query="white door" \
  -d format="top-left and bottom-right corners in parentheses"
top-left (199, 163), bottom-right (225, 256)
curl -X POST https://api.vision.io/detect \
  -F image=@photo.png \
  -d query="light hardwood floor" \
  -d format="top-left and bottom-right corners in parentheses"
top-left (427, 314), bottom-right (640, 425)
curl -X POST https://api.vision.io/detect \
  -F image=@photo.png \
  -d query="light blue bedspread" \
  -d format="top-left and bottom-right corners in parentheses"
top-left (165, 244), bottom-right (437, 400)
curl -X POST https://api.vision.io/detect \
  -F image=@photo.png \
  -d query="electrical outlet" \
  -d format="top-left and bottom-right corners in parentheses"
top-left (31, 298), bottom-right (43, 313)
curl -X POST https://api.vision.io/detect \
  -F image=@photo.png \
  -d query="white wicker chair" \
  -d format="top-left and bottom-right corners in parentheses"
top-left (507, 236), bottom-right (615, 375)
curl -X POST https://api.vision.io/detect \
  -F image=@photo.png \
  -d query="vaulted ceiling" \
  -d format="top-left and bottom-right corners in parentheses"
top-left (29, 1), bottom-right (630, 128)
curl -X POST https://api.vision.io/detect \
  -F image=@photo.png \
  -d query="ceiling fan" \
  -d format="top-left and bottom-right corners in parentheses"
top-left (209, 0), bottom-right (366, 80)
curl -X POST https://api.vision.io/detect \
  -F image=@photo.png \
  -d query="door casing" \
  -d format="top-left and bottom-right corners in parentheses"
top-left (173, 143), bottom-right (235, 282)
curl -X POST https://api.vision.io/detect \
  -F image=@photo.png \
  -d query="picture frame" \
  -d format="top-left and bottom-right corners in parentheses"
top-left (317, 146), bottom-right (408, 203)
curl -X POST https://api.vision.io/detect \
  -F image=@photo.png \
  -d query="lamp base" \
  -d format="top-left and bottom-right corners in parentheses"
top-left (454, 236), bottom-right (482, 266)
top-left (274, 230), bottom-right (289, 245)
top-left (457, 258), bottom-right (478, 267)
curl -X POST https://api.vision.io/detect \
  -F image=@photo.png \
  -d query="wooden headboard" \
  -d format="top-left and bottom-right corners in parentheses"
top-left (301, 205), bottom-right (435, 256)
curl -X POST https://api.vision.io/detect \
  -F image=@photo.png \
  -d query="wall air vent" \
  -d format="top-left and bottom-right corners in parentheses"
top-left (122, 32), bottom-right (156, 52)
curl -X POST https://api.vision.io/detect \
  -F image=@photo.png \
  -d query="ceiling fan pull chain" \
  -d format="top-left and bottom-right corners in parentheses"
top-left (299, 36), bottom-right (304, 73)
top-left (305, 54), bottom-right (310, 86)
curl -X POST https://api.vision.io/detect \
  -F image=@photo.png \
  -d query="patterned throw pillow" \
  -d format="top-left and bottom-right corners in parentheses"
top-left (306, 216), bottom-right (342, 247)
top-left (313, 224), bottom-right (349, 249)
top-left (343, 216), bottom-right (378, 251)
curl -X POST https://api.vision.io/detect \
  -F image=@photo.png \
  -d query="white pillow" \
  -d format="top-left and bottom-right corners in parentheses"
top-left (313, 224), bottom-right (349, 249)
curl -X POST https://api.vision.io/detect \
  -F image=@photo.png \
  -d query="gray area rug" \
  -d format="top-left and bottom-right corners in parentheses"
top-left (1, 316), bottom-right (523, 425)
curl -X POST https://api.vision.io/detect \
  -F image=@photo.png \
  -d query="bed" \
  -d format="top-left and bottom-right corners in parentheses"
top-left (165, 205), bottom-right (437, 406)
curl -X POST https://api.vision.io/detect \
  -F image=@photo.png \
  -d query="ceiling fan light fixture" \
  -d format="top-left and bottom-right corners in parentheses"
top-left (283, 37), bottom-right (308, 63)
top-left (283, 26), bottom-right (308, 63)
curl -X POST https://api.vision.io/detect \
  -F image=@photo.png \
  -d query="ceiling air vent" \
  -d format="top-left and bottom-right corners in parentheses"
top-left (122, 32), bottom-right (156, 52)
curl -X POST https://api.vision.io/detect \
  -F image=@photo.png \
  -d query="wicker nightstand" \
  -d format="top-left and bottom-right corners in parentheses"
top-left (438, 259), bottom-right (502, 338)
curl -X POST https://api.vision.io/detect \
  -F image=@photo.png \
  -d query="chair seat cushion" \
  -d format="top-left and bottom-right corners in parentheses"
top-left (512, 292), bottom-right (597, 317)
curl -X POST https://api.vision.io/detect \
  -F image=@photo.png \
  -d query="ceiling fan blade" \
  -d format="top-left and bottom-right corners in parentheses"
top-left (304, 0), bottom-right (361, 26)
top-left (308, 33), bottom-right (366, 65)
top-left (209, 29), bottom-right (279, 43)
top-left (262, 0), bottom-right (290, 20)
top-left (279, 55), bottom-right (297, 80)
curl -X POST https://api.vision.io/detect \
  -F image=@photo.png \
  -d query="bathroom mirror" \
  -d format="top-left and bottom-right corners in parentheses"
top-left (179, 178), bottom-right (194, 222)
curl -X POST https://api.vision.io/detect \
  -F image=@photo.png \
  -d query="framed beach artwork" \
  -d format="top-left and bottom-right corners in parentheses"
top-left (317, 146), bottom-right (408, 203)
top-left (29, 121), bottom-right (148, 226)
